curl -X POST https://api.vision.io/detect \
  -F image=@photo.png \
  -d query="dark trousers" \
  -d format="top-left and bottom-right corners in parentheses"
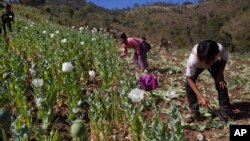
top-left (132, 41), bottom-right (148, 70)
top-left (184, 60), bottom-right (232, 116)
top-left (3, 22), bottom-right (12, 36)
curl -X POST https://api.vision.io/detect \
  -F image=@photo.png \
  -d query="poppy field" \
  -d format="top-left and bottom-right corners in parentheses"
top-left (0, 15), bottom-right (250, 141)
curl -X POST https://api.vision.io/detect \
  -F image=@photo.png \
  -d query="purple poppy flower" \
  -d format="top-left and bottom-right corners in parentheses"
top-left (139, 73), bottom-right (158, 91)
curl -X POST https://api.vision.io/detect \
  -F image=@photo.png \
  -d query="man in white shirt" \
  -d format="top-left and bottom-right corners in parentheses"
top-left (185, 40), bottom-right (233, 122)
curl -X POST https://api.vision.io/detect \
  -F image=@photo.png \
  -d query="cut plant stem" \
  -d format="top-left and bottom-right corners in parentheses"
top-left (1, 129), bottom-right (7, 141)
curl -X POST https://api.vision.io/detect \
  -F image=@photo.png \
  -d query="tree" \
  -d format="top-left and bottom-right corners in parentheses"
top-left (68, 8), bottom-right (74, 19)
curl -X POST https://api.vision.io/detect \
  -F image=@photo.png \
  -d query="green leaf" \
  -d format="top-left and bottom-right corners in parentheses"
top-left (204, 112), bottom-right (212, 117)
top-left (212, 132), bottom-right (225, 139)
top-left (198, 124), bottom-right (207, 131)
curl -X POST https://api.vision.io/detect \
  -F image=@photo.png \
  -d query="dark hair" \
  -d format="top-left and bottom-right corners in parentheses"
top-left (141, 36), bottom-right (147, 41)
top-left (119, 32), bottom-right (127, 39)
top-left (6, 4), bottom-right (11, 8)
top-left (197, 40), bottom-right (219, 64)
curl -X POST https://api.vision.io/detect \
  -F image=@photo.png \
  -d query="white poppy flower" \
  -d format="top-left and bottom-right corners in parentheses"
top-left (88, 70), bottom-right (95, 78)
top-left (92, 27), bottom-right (97, 33)
top-left (196, 133), bottom-right (204, 141)
top-left (62, 62), bottom-right (73, 72)
top-left (77, 100), bottom-right (82, 106)
top-left (128, 88), bottom-right (145, 103)
top-left (79, 27), bottom-right (84, 31)
top-left (24, 26), bottom-right (28, 29)
top-left (35, 97), bottom-right (43, 107)
top-left (72, 108), bottom-right (78, 114)
top-left (32, 79), bottom-right (44, 87)
top-left (61, 38), bottom-right (67, 44)
top-left (29, 68), bottom-right (37, 76)
top-left (23, 133), bottom-right (28, 138)
top-left (80, 41), bottom-right (85, 45)
top-left (55, 30), bottom-right (59, 34)
top-left (42, 30), bottom-right (46, 34)
top-left (165, 90), bottom-right (176, 99)
top-left (48, 109), bottom-right (51, 115)
top-left (50, 33), bottom-right (55, 38)
top-left (42, 118), bottom-right (49, 129)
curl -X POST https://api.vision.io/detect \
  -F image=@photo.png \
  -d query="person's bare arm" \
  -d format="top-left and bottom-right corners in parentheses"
top-left (187, 77), bottom-right (210, 107)
top-left (120, 46), bottom-right (128, 57)
top-left (216, 59), bottom-right (227, 89)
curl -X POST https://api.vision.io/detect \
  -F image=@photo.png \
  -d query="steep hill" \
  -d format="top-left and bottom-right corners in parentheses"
top-left (120, 0), bottom-right (250, 52)
top-left (1, 0), bottom-right (250, 52)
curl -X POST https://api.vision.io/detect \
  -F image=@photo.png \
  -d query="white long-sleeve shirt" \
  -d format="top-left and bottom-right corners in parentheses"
top-left (186, 43), bottom-right (228, 77)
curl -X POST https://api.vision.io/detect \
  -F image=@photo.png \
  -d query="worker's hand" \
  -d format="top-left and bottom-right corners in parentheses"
top-left (120, 52), bottom-right (126, 58)
top-left (120, 54), bottom-right (125, 58)
top-left (218, 81), bottom-right (227, 90)
top-left (215, 76), bottom-right (227, 90)
top-left (199, 97), bottom-right (210, 108)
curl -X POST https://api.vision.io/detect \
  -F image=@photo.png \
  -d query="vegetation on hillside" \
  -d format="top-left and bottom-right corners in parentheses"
top-left (0, 11), bottom-right (190, 140)
top-left (7, 0), bottom-right (249, 52)
top-left (0, 0), bottom-right (249, 140)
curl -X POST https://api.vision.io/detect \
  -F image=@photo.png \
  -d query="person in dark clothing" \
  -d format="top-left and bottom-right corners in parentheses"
top-left (1, 4), bottom-right (14, 36)
top-left (158, 37), bottom-right (171, 53)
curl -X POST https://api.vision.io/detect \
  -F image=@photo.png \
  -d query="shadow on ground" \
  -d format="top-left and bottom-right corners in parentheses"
top-left (231, 102), bottom-right (250, 120)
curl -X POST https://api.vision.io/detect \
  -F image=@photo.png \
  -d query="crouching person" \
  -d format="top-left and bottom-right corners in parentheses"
top-left (119, 32), bottom-right (150, 71)
top-left (158, 37), bottom-right (171, 53)
top-left (184, 40), bottom-right (233, 122)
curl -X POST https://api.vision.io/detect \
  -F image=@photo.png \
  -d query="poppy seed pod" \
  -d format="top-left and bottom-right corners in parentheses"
top-left (70, 119), bottom-right (88, 140)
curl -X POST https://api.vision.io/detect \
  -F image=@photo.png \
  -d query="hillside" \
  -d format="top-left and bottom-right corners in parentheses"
top-left (0, 1), bottom-right (250, 141)
top-left (112, 0), bottom-right (250, 52)
top-left (0, 14), bottom-right (249, 141)
top-left (7, 0), bottom-right (250, 52)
